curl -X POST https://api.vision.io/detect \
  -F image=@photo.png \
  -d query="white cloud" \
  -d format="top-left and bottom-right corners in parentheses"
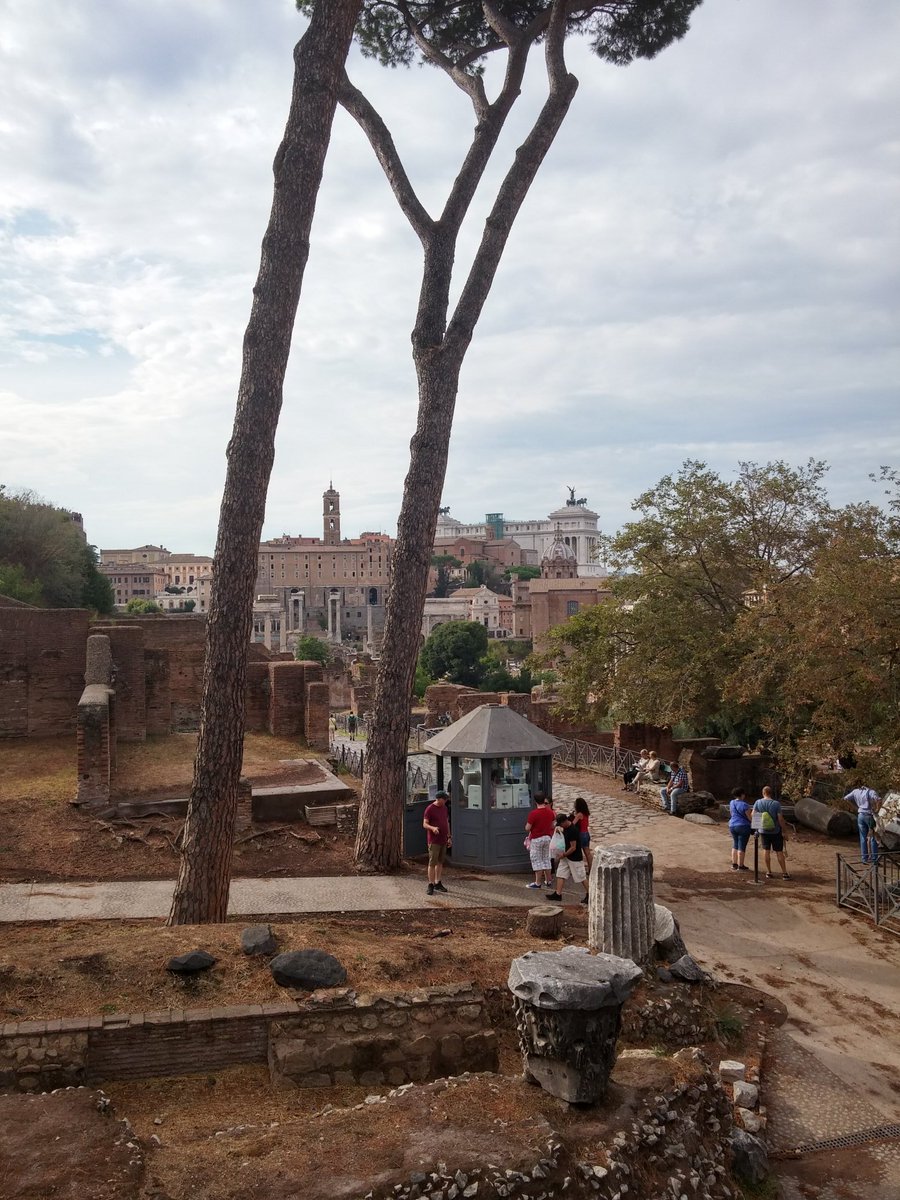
top-left (1, 0), bottom-right (897, 552)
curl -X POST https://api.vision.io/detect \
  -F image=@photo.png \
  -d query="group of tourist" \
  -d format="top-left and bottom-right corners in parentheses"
top-left (421, 767), bottom-right (885, 901)
top-left (523, 793), bottom-right (592, 905)
top-left (622, 749), bottom-right (689, 815)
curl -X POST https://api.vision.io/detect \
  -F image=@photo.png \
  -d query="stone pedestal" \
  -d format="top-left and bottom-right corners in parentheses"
top-left (508, 946), bottom-right (642, 1104)
top-left (589, 843), bottom-right (655, 966)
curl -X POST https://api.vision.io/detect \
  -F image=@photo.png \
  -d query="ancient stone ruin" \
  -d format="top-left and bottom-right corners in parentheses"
top-left (508, 945), bottom-right (642, 1103)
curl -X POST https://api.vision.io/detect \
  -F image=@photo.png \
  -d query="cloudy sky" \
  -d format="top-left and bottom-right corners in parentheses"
top-left (2, 0), bottom-right (898, 555)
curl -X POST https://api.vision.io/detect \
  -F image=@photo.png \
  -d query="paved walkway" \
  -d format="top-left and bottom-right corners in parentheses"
top-left (0, 778), bottom-right (660, 923)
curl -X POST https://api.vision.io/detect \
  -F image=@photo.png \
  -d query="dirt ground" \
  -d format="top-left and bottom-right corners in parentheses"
top-left (0, 733), bottom-right (362, 882)
top-left (0, 909), bottom-right (544, 1020)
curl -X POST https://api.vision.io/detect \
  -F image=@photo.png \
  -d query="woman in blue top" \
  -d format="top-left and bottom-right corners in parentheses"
top-left (728, 787), bottom-right (753, 871)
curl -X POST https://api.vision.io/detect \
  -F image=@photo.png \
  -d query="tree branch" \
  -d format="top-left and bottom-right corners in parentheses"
top-left (338, 74), bottom-right (435, 245)
top-left (399, 0), bottom-right (489, 114)
top-left (445, 0), bottom-right (578, 356)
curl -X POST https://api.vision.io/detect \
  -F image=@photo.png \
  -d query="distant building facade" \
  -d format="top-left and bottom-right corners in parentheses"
top-left (435, 490), bottom-right (605, 578)
top-left (421, 585), bottom-right (511, 640)
top-left (255, 484), bottom-right (393, 649)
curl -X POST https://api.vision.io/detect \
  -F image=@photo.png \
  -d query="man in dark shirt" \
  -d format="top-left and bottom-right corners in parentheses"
top-left (423, 790), bottom-right (451, 896)
top-left (547, 813), bottom-right (589, 905)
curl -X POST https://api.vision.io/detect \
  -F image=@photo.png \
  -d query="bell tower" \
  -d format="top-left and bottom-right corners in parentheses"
top-left (323, 482), bottom-right (341, 545)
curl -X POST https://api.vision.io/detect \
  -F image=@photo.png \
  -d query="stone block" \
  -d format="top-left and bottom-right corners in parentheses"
top-left (733, 1080), bottom-right (759, 1109)
top-left (440, 1034), bottom-right (463, 1063)
top-left (718, 1060), bottom-right (746, 1082)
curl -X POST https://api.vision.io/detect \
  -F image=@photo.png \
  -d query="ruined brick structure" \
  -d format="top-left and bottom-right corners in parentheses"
top-left (0, 606), bottom-right (329, 804)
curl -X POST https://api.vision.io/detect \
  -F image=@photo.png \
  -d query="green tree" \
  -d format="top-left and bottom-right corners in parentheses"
top-left (125, 598), bottom-right (163, 614)
top-left (542, 459), bottom-right (833, 739)
top-left (421, 621), bottom-right (489, 687)
top-left (0, 487), bottom-right (113, 614)
top-left (0, 563), bottom-right (43, 606)
top-left (340, 0), bottom-right (703, 871)
top-left (181, 599), bottom-right (197, 612)
top-left (505, 565), bottom-right (541, 582)
top-left (294, 634), bottom-right (331, 665)
top-left (430, 553), bottom-right (461, 597)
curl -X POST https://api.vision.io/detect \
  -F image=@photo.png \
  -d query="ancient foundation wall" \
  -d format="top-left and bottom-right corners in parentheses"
top-left (269, 984), bottom-right (495, 1089)
top-left (0, 608), bottom-right (90, 737)
top-left (0, 986), bottom-right (494, 1092)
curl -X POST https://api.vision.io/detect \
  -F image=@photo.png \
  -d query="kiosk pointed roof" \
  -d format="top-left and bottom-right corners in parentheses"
top-left (423, 704), bottom-right (561, 757)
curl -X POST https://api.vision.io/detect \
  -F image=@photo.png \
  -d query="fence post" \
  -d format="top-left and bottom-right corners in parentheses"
top-left (572, 740), bottom-right (578, 771)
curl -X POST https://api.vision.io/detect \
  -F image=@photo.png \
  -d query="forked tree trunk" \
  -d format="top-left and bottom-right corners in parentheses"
top-left (168, 0), bottom-right (361, 925)
top-left (354, 355), bottom-right (461, 869)
top-left (354, 3), bottom-right (579, 872)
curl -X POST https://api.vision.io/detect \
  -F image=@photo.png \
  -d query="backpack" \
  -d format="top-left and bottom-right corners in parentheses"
top-left (759, 808), bottom-right (777, 832)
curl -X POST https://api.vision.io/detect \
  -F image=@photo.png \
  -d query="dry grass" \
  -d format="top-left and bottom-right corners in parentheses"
top-left (0, 909), bottom-right (541, 1020)
top-left (0, 732), bottom-right (353, 883)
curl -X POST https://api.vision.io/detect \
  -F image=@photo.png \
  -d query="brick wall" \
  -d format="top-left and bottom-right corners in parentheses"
top-left (268, 661), bottom-right (309, 736)
top-left (75, 683), bottom-right (112, 806)
top-left (305, 681), bottom-right (330, 751)
top-left (0, 986), bottom-right (494, 1092)
top-left (0, 609), bottom-right (90, 738)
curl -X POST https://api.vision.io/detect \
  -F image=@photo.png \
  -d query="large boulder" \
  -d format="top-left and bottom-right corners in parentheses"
top-left (270, 949), bottom-right (347, 990)
top-left (653, 903), bottom-right (688, 963)
top-left (673, 790), bottom-right (716, 816)
top-left (241, 924), bottom-right (278, 956)
top-left (730, 1128), bottom-right (769, 1185)
top-left (166, 949), bottom-right (217, 974)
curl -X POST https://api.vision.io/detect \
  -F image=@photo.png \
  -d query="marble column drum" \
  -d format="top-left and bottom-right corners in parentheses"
top-left (508, 946), bottom-right (642, 1104)
top-left (588, 843), bottom-right (655, 967)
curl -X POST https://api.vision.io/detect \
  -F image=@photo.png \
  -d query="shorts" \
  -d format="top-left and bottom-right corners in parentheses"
top-left (730, 827), bottom-right (750, 851)
top-left (528, 835), bottom-right (552, 872)
top-left (579, 830), bottom-right (591, 849)
top-left (556, 857), bottom-right (586, 884)
top-left (428, 843), bottom-right (447, 865)
top-left (760, 831), bottom-right (784, 853)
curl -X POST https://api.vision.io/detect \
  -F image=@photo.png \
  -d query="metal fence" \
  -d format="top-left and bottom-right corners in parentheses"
top-left (329, 738), bottom-right (435, 797)
top-left (331, 741), bottom-right (365, 778)
top-left (553, 738), bottom-right (638, 778)
top-left (835, 850), bottom-right (900, 936)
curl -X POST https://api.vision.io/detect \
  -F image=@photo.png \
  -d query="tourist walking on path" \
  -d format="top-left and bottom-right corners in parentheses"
top-left (660, 761), bottom-right (689, 815)
top-left (347, 713), bottom-right (358, 740)
top-left (572, 796), bottom-right (593, 872)
top-left (728, 787), bottom-right (753, 871)
top-left (524, 792), bottom-right (555, 890)
top-left (754, 786), bottom-right (790, 880)
top-left (423, 790), bottom-right (451, 896)
top-left (844, 782), bottom-right (881, 864)
top-left (547, 813), bottom-right (589, 905)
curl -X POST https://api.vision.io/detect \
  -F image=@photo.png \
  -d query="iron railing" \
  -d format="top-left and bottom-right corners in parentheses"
top-left (554, 738), bottom-right (638, 778)
top-left (331, 741), bottom-right (365, 778)
top-left (329, 738), bottom-right (435, 799)
top-left (835, 850), bottom-right (900, 936)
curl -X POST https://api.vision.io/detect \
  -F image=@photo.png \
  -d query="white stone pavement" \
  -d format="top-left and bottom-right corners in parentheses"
top-left (0, 781), bottom-right (662, 923)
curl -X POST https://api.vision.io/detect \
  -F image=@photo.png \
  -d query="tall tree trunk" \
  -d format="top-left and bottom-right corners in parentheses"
top-left (355, 354), bottom-right (461, 869)
top-left (168, 0), bottom-right (361, 926)
top-left (353, 1), bottom-right (578, 873)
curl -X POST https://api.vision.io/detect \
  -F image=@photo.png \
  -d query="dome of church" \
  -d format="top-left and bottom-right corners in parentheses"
top-left (545, 538), bottom-right (577, 563)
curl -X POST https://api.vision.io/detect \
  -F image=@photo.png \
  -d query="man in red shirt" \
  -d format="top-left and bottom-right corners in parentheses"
top-left (524, 792), bottom-right (555, 889)
top-left (423, 790), bottom-right (451, 896)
